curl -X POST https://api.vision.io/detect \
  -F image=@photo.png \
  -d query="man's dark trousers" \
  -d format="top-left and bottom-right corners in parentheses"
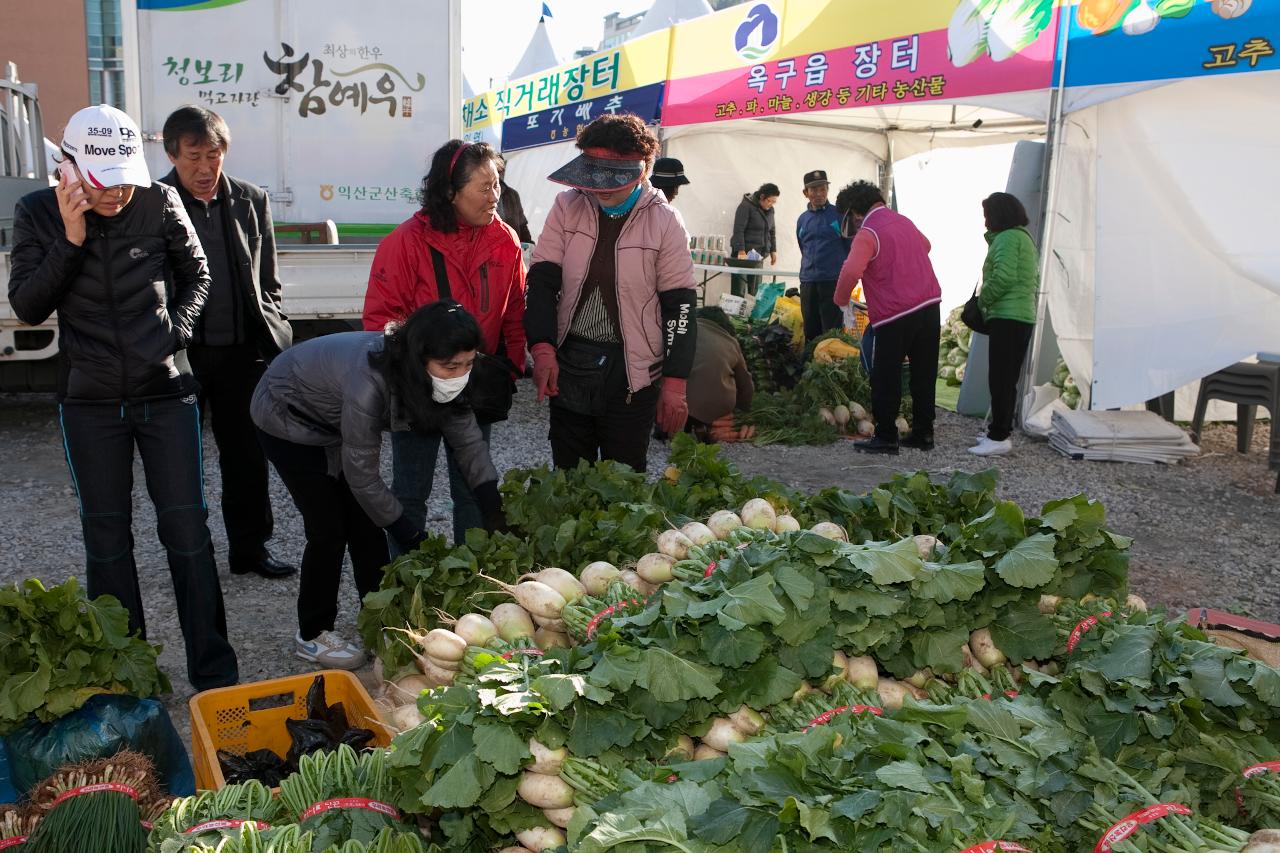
top-left (188, 344), bottom-right (273, 570)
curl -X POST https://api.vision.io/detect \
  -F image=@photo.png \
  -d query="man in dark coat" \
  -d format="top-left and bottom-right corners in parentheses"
top-left (161, 105), bottom-right (295, 579)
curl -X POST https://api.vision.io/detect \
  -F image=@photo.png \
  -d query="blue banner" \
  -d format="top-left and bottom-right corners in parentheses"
top-left (501, 82), bottom-right (665, 152)
top-left (1064, 0), bottom-right (1279, 88)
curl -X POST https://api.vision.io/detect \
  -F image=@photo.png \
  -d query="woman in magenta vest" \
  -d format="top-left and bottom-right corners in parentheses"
top-left (833, 180), bottom-right (942, 455)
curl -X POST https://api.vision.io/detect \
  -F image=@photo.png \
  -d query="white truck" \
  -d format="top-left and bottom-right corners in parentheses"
top-left (1, 0), bottom-right (460, 391)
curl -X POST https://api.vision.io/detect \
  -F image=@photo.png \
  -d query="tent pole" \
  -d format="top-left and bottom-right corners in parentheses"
top-left (1019, 11), bottom-right (1072, 431)
top-left (882, 130), bottom-right (895, 207)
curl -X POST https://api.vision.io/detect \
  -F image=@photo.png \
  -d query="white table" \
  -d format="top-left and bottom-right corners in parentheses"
top-left (691, 263), bottom-right (802, 305)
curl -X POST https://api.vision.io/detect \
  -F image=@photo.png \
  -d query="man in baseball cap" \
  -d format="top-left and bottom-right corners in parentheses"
top-left (795, 167), bottom-right (849, 342)
top-left (59, 104), bottom-right (151, 189)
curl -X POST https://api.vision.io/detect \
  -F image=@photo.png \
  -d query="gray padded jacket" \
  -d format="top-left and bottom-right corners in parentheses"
top-left (249, 331), bottom-right (498, 528)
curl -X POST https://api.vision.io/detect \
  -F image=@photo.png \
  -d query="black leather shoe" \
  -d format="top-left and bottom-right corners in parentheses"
top-left (853, 436), bottom-right (900, 455)
top-left (230, 551), bottom-right (297, 579)
top-left (900, 433), bottom-right (935, 451)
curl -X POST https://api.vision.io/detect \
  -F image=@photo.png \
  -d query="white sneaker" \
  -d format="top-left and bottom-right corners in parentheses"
top-left (968, 436), bottom-right (1012, 457)
top-left (296, 630), bottom-right (366, 670)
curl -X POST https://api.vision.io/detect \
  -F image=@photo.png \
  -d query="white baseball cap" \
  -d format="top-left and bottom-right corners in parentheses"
top-left (60, 104), bottom-right (151, 189)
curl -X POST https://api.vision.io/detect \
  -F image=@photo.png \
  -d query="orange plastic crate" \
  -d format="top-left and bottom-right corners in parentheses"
top-left (188, 670), bottom-right (389, 791)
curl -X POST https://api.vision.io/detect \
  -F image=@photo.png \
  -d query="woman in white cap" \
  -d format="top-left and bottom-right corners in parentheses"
top-left (7, 104), bottom-right (239, 690)
top-left (525, 114), bottom-right (697, 471)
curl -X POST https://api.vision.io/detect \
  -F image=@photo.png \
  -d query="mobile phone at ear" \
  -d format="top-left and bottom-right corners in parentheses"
top-left (57, 161), bottom-right (78, 184)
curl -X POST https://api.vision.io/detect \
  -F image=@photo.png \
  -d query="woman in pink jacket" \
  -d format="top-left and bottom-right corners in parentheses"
top-left (524, 115), bottom-right (697, 472)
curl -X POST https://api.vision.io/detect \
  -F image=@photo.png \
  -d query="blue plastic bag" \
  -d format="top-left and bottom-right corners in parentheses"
top-left (0, 739), bottom-right (16, 804)
top-left (749, 281), bottom-right (785, 323)
top-left (4, 694), bottom-right (194, 797)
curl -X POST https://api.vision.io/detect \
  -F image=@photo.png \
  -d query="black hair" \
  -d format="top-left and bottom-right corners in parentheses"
top-left (161, 105), bottom-right (231, 157)
top-left (420, 140), bottom-right (502, 233)
top-left (835, 180), bottom-right (884, 216)
top-left (368, 300), bottom-right (482, 429)
top-left (752, 183), bottom-right (780, 203)
top-left (660, 185), bottom-right (678, 202)
top-left (697, 305), bottom-right (736, 336)
top-left (982, 191), bottom-right (1030, 232)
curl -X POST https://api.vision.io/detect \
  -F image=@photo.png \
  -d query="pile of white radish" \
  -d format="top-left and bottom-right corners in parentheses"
top-left (818, 401), bottom-right (870, 436)
top-left (516, 738), bottom-right (576, 833)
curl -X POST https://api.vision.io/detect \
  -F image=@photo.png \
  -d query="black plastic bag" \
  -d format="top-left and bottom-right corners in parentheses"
top-left (218, 748), bottom-right (289, 787)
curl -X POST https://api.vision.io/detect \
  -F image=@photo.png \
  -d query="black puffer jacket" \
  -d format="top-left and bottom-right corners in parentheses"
top-left (730, 194), bottom-right (776, 256)
top-left (8, 183), bottom-right (211, 402)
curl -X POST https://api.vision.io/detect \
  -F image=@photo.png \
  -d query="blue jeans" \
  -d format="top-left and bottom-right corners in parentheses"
top-left (58, 396), bottom-right (238, 690)
top-left (390, 424), bottom-right (492, 550)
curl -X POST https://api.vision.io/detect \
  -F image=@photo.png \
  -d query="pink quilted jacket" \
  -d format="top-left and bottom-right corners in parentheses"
top-left (532, 184), bottom-right (695, 392)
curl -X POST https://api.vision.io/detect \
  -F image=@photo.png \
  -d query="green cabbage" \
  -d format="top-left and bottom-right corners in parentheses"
top-left (1154, 0), bottom-right (1196, 18)
top-left (948, 0), bottom-right (1000, 67)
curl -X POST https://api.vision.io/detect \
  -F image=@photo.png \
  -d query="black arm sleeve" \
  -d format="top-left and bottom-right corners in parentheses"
top-left (658, 287), bottom-right (697, 379)
top-left (523, 260), bottom-right (563, 347)
top-left (7, 198), bottom-right (85, 325)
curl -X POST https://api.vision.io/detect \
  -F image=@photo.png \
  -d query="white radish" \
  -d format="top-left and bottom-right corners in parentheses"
top-left (491, 603), bottom-right (536, 642)
top-left (421, 659), bottom-right (457, 687)
top-left (1038, 594), bottom-right (1062, 614)
top-left (856, 418), bottom-right (875, 436)
top-left (913, 535), bottom-right (938, 560)
top-left (960, 643), bottom-right (990, 677)
top-left (422, 628), bottom-right (467, 662)
top-left (665, 735), bottom-right (695, 762)
top-left (740, 498), bottom-right (777, 531)
top-left (832, 404), bottom-right (851, 429)
top-left (894, 416), bottom-right (910, 435)
top-left (773, 514), bottom-right (801, 534)
top-left (534, 627), bottom-right (570, 650)
top-left (426, 655), bottom-right (460, 673)
top-left (486, 578), bottom-right (567, 620)
top-left (385, 675), bottom-right (432, 705)
top-left (810, 521), bottom-right (848, 542)
top-left (517, 771), bottom-right (575, 809)
top-left (1125, 593), bottom-right (1148, 612)
top-left (877, 677), bottom-right (912, 710)
top-left (579, 561), bottom-right (620, 596)
top-left (498, 848), bottom-right (533, 853)
top-left (516, 826), bottom-right (567, 852)
top-left (680, 521), bottom-right (716, 546)
top-left (389, 703), bottom-right (425, 732)
top-left (707, 510), bottom-right (744, 539)
top-left (693, 743), bottom-right (726, 761)
top-left (532, 613), bottom-right (568, 632)
top-left (619, 569), bottom-right (657, 596)
top-left (544, 806), bottom-right (575, 829)
top-left (372, 656), bottom-right (384, 687)
top-left (454, 612), bottom-right (498, 647)
top-left (528, 738), bottom-right (568, 775)
top-left (818, 407), bottom-right (836, 426)
top-left (729, 706), bottom-right (765, 736)
top-left (969, 628), bottom-right (1006, 669)
top-left (525, 568), bottom-right (586, 604)
top-left (636, 552), bottom-right (676, 584)
top-left (702, 717), bottom-right (747, 752)
top-left (656, 529), bottom-right (693, 560)
top-left (845, 654), bottom-right (879, 690)
top-left (849, 402), bottom-right (868, 420)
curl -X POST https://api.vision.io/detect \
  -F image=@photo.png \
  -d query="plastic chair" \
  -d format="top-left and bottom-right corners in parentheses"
top-left (1189, 361), bottom-right (1280, 493)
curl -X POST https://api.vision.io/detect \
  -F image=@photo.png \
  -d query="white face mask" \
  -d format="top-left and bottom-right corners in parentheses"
top-left (430, 370), bottom-right (470, 403)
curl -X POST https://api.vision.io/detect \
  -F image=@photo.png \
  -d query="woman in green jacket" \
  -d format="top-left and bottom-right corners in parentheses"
top-left (969, 192), bottom-right (1039, 458)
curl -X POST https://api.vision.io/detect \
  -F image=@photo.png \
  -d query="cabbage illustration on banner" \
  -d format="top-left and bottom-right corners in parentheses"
top-left (948, 0), bottom-right (1053, 66)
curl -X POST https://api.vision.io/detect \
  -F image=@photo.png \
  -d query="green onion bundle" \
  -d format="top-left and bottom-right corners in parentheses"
top-left (25, 752), bottom-right (167, 853)
top-left (0, 805), bottom-right (39, 849)
top-left (148, 779), bottom-right (282, 852)
top-left (279, 745), bottom-right (406, 846)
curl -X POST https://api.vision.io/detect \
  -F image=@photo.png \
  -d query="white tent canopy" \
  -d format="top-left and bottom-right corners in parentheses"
top-left (1043, 70), bottom-right (1280, 411)
top-left (632, 0), bottom-right (714, 39)
top-left (509, 18), bottom-right (561, 80)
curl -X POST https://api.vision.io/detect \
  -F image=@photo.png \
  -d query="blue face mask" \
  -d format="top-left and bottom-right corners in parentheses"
top-left (600, 183), bottom-right (642, 217)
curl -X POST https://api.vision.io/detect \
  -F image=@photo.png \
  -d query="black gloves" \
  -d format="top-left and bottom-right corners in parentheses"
top-left (386, 514), bottom-right (425, 553)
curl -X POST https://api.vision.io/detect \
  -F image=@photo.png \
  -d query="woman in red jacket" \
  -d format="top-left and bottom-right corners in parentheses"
top-left (363, 140), bottom-right (525, 546)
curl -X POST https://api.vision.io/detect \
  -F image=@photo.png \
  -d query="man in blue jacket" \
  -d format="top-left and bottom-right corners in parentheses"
top-left (795, 169), bottom-right (851, 341)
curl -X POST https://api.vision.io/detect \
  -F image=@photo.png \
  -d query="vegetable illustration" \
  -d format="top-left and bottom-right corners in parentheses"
top-left (1077, 0), bottom-right (1139, 34)
top-left (987, 0), bottom-right (1054, 61)
top-left (1122, 0), bottom-right (1161, 34)
top-left (1213, 0), bottom-right (1252, 18)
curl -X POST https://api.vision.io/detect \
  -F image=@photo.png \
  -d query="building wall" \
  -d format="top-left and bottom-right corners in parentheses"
top-left (0, 0), bottom-right (92, 138)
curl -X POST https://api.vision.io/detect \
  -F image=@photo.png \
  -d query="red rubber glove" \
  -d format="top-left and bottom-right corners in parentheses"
top-left (656, 377), bottom-right (688, 435)
top-left (531, 342), bottom-right (559, 402)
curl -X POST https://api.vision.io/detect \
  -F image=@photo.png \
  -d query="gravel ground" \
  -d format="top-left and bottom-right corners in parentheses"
top-left (2, 381), bottom-right (1278, 753)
